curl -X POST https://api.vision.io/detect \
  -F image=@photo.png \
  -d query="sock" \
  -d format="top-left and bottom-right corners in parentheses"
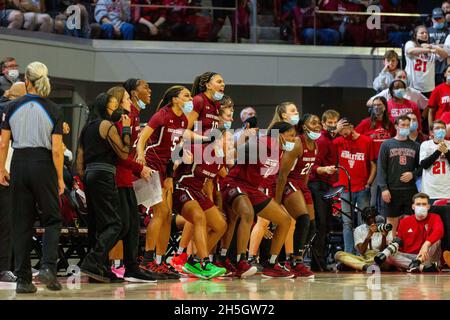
top-left (200, 257), bottom-right (210, 268)
top-left (295, 250), bottom-right (304, 264)
top-left (143, 250), bottom-right (155, 263)
top-left (114, 260), bottom-right (121, 268)
top-left (293, 214), bottom-right (310, 259)
top-left (237, 253), bottom-right (245, 262)
top-left (220, 248), bottom-right (228, 257)
top-left (269, 255), bottom-right (278, 265)
top-left (209, 254), bottom-right (214, 262)
top-left (156, 255), bottom-right (163, 265)
top-left (177, 247), bottom-right (185, 255)
top-left (248, 255), bottom-right (255, 261)
top-left (285, 254), bottom-right (292, 263)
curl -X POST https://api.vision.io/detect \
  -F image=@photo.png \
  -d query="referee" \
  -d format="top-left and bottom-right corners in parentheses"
top-left (0, 62), bottom-right (65, 293)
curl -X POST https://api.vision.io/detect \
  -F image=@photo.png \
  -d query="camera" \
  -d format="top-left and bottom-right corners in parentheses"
top-left (376, 223), bottom-right (392, 233)
top-left (374, 237), bottom-right (403, 265)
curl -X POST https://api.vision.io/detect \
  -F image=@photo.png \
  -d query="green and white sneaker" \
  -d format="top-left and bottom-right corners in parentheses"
top-left (202, 262), bottom-right (227, 279)
top-left (182, 262), bottom-right (209, 279)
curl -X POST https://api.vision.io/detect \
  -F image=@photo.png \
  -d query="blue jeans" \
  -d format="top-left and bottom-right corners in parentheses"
top-left (101, 22), bottom-right (135, 40)
top-left (340, 189), bottom-right (370, 254)
top-left (302, 28), bottom-right (340, 45)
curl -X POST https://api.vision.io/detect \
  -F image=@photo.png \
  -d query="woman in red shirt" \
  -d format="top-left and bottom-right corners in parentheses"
top-left (356, 96), bottom-right (395, 158)
top-left (387, 79), bottom-right (422, 129)
top-left (428, 65), bottom-right (450, 127)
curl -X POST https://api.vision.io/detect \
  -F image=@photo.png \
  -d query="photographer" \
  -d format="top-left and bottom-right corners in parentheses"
top-left (335, 207), bottom-right (392, 271)
top-left (387, 193), bottom-right (444, 272)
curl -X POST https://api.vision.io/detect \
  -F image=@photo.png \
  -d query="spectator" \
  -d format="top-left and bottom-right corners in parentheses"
top-left (440, 111), bottom-right (450, 138)
top-left (442, 1), bottom-right (450, 26)
top-left (12, 0), bottom-right (53, 33)
top-left (333, 119), bottom-right (376, 254)
top-left (428, 65), bottom-right (450, 128)
top-left (356, 96), bottom-right (395, 206)
top-left (164, 0), bottom-right (197, 41)
top-left (301, 0), bottom-right (340, 46)
top-left (335, 207), bottom-right (392, 271)
top-left (379, 0), bottom-right (417, 47)
top-left (406, 112), bottom-right (428, 143)
top-left (0, 57), bottom-right (20, 96)
top-left (0, 0), bottom-right (24, 29)
top-left (405, 25), bottom-right (447, 97)
top-left (428, 8), bottom-right (448, 86)
top-left (338, 0), bottom-right (377, 46)
top-left (373, 50), bottom-right (400, 92)
top-left (56, 0), bottom-right (95, 38)
top-left (95, 0), bottom-right (135, 40)
top-left (419, 120), bottom-right (450, 204)
top-left (377, 115), bottom-right (421, 238)
top-left (309, 110), bottom-right (347, 270)
top-left (278, 0), bottom-right (302, 43)
top-left (208, 0), bottom-right (248, 43)
top-left (387, 79), bottom-right (422, 130)
top-left (367, 70), bottom-right (429, 112)
top-left (233, 106), bottom-right (257, 145)
top-left (387, 193), bottom-right (443, 272)
top-left (131, 0), bottom-right (167, 40)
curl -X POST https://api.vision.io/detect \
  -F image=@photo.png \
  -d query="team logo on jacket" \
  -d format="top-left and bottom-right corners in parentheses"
top-left (408, 228), bottom-right (413, 233)
top-left (348, 160), bottom-right (355, 169)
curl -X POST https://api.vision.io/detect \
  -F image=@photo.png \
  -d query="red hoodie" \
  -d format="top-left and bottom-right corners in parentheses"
top-left (397, 213), bottom-right (444, 255)
top-left (115, 104), bottom-right (143, 188)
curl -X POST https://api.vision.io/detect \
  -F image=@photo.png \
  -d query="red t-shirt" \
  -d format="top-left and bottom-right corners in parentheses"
top-left (387, 98), bottom-right (422, 130)
top-left (397, 213), bottom-right (444, 254)
top-left (355, 117), bottom-right (396, 158)
top-left (192, 93), bottom-right (221, 134)
top-left (441, 111), bottom-right (450, 125)
top-left (146, 105), bottom-right (188, 164)
top-left (115, 104), bottom-right (143, 188)
top-left (428, 82), bottom-right (450, 121)
top-left (334, 134), bottom-right (375, 193)
top-left (225, 135), bottom-right (281, 188)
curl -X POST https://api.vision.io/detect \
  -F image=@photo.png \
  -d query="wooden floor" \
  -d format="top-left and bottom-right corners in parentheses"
top-left (1, 272), bottom-right (450, 300)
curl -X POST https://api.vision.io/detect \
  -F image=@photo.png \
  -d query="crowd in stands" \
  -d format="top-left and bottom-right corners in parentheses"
top-left (0, 0), bottom-right (449, 46)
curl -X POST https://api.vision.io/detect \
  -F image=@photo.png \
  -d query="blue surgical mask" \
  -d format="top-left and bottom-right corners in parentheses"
top-left (283, 141), bottom-right (295, 152)
top-left (446, 75), bottom-right (450, 83)
top-left (434, 22), bottom-right (445, 29)
top-left (434, 128), bottom-right (446, 140)
top-left (136, 99), bottom-right (146, 110)
top-left (289, 114), bottom-right (299, 125)
top-left (393, 88), bottom-right (406, 99)
top-left (213, 91), bottom-right (224, 101)
top-left (223, 121), bottom-right (232, 130)
top-left (399, 128), bottom-right (410, 137)
top-left (307, 131), bottom-right (321, 141)
top-left (410, 121), bottom-right (418, 132)
top-left (182, 101), bottom-right (194, 115)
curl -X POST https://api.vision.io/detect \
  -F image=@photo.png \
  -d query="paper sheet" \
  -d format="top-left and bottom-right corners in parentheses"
top-left (133, 171), bottom-right (162, 208)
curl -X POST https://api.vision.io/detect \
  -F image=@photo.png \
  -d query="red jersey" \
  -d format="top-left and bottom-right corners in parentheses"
top-left (334, 134), bottom-right (375, 193)
top-left (428, 82), bottom-right (450, 121)
top-left (225, 135), bottom-right (281, 188)
top-left (115, 104), bottom-right (143, 188)
top-left (397, 213), bottom-right (444, 254)
top-left (145, 105), bottom-right (188, 164)
top-left (387, 98), bottom-right (422, 130)
top-left (175, 161), bottom-right (223, 192)
top-left (192, 93), bottom-right (221, 133)
top-left (355, 117), bottom-right (396, 158)
top-left (288, 134), bottom-right (317, 183)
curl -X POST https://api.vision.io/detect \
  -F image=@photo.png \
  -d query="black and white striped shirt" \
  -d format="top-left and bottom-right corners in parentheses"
top-left (2, 94), bottom-right (63, 150)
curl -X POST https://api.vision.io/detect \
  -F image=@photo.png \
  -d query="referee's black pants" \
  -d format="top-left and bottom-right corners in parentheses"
top-left (82, 170), bottom-right (122, 271)
top-left (10, 149), bottom-right (62, 283)
top-left (117, 187), bottom-right (139, 271)
top-left (0, 186), bottom-right (12, 272)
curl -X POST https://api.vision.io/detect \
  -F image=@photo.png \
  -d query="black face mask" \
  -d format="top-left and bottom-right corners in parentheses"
top-left (417, 39), bottom-right (428, 45)
top-left (110, 108), bottom-right (124, 122)
top-left (327, 125), bottom-right (337, 133)
top-left (244, 116), bottom-right (258, 128)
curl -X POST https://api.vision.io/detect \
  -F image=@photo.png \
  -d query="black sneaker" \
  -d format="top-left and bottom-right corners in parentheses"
top-left (124, 268), bottom-right (157, 283)
top-left (423, 263), bottom-right (440, 273)
top-left (0, 271), bottom-right (17, 283)
top-left (104, 268), bottom-right (124, 283)
top-left (336, 262), bottom-right (353, 272)
top-left (38, 267), bottom-right (62, 291)
top-left (16, 279), bottom-right (37, 294)
top-left (407, 259), bottom-right (421, 273)
top-left (81, 262), bottom-right (110, 283)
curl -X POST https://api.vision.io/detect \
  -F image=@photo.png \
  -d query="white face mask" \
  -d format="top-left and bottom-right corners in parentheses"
top-left (7, 69), bottom-right (19, 81)
top-left (414, 206), bottom-right (428, 221)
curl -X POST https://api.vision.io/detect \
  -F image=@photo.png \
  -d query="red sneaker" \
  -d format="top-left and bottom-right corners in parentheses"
top-left (282, 261), bottom-right (297, 278)
top-left (139, 260), bottom-right (168, 280)
top-left (159, 262), bottom-right (181, 280)
top-left (215, 259), bottom-right (237, 276)
top-left (170, 253), bottom-right (188, 272)
top-left (293, 263), bottom-right (315, 278)
top-left (262, 263), bottom-right (295, 279)
top-left (236, 260), bottom-right (257, 278)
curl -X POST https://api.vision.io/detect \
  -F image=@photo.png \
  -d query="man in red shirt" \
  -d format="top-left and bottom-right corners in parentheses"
top-left (428, 65), bottom-right (450, 127)
top-left (387, 192), bottom-right (444, 272)
top-left (308, 109), bottom-right (348, 271)
top-left (334, 120), bottom-right (377, 254)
